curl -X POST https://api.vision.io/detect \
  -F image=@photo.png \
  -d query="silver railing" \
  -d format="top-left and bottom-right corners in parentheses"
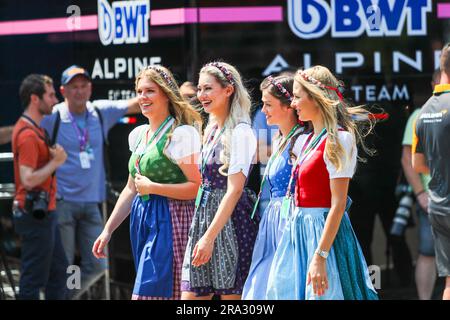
top-left (0, 152), bottom-right (17, 299)
top-left (0, 152), bottom-right (112, 300)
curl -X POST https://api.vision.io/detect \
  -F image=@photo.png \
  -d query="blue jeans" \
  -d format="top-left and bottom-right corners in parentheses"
top-left (56, 200), bottom-right (107, 296)
top-left (13, 209), bottom-right (68, 300)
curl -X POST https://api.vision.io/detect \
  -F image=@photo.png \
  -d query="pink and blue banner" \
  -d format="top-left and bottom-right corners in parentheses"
top-left (0, 6), bottom-right (283, 36)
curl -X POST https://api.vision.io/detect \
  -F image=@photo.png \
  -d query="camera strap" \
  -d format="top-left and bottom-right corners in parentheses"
top-left (15, 115), bottom-right (55, 210)
top-left (20, 114), bottom-right (51, 146)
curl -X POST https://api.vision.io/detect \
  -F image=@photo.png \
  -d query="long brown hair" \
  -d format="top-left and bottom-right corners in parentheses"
top-left (260, 75), bottom-right (303, 162)
top-left (135, 66), bottom-right (202, 157)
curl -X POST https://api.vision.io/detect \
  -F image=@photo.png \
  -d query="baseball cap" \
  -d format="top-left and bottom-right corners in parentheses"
top-left (61, 65), bottom-right (91, 85)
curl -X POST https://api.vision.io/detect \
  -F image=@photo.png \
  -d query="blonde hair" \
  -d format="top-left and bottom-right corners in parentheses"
top-left (200, 62), bottom-right (252, 175)
top-left (295, 65), bottom-right (375, 171)
top-left (135, 65), bottom-right (202, 158)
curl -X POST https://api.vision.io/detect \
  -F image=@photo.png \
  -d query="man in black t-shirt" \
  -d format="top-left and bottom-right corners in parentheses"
top-left (413, 43), bottom-right (450, 300)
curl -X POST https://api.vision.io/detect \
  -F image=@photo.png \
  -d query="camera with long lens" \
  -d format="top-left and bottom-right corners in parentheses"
top-left (25, 190), bottom-right (49, 219)
top-left (390, 184), bottom-right (415, 237)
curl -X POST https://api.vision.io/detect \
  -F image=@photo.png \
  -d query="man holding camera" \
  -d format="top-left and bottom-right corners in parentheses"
top-left (12, 74), bottom-right (68, 299)
top-left (413, 43), bottom-right (450, 300)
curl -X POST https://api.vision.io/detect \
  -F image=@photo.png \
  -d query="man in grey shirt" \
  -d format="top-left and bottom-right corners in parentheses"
top-left (413, 43), bottom-right (450, 300)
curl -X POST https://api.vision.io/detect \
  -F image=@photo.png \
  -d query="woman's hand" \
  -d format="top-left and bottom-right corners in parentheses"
top-left (307, 254), bottom-right (329, 297)
top-left (191, 236), bottom-right (215, 267)
top-left (134, 173), bottom-right (154, 196)
top-left (92, 230), bottom-right (112, 259)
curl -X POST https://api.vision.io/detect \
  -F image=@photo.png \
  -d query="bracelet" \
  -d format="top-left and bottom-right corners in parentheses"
top-left (415, 190), bottom-right (426, 197)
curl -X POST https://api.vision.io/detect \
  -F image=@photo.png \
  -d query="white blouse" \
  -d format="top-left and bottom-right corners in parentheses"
top-left (128, 124), bottom-right (201, 162)
top-left (228, 123), bottom-right (257, 177)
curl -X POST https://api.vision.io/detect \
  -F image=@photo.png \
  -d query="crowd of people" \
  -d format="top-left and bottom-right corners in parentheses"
top-left (4, 43), bottom-right (450, 300)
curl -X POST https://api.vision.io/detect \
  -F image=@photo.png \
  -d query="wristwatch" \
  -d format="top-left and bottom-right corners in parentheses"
top-left (315, 249), bottom-right (329, 259)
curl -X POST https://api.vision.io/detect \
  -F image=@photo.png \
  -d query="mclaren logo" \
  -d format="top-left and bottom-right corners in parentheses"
top-left (420, 109), bottom-right (448, 123)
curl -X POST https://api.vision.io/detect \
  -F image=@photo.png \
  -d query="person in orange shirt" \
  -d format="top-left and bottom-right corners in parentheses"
top-left (12, 74), bottom-right (68, 299)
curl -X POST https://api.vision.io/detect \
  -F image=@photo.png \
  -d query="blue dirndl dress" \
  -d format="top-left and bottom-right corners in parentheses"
top-left (267, 132), bottom-right (378, 300)
top-left (266, 204), bottom-right (378, 300)
top-left (130, 195), bottom-right (173, 297)
top-left (128, 127), bottom-right (195, 299)
top-left (242, 143), bottom-right (294, 300)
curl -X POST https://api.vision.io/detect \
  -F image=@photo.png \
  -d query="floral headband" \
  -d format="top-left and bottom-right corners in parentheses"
top-left (297, 70), bottom-right (344, 101)
top-left (206, 62), bottom-right (235, 86)
top-left (267, 75), bottom-right (292, 102)
top-left (145, 65), bottom-right (177, 89)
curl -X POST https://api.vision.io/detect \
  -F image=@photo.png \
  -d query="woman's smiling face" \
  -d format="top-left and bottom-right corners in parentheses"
top-left (197, 73), bottom-right (232, 114)
top-left (136, 77), bottom-right (169, 117)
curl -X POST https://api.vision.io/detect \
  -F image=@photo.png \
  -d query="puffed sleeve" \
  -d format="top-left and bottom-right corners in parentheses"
top-left (128, 125), bottom-right (147, 152)
top-left (228, 123), bottom-right (257, 177)
top-left (165, 125), bottom-right (201, 161)
top-left (323, 131), bottom-right (357, 179)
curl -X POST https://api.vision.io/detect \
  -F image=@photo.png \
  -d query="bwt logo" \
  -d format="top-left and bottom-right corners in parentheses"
top-left (288, 0), bottom-right (432, 39)
top-left (98, 0), bottom-right (150, 46)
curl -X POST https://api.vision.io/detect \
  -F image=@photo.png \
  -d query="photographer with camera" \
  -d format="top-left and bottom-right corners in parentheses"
top-left (12, 74), bottom-right (68, 300)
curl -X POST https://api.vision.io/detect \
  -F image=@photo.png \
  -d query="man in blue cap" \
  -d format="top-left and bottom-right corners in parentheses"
top-left (41, 65), bottom-right (140, 298)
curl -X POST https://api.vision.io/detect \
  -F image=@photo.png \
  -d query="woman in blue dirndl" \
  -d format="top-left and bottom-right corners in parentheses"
top-left (242, 75), bottom-right (304, 300)
top-left (267, 66), bottom-right (378, 300)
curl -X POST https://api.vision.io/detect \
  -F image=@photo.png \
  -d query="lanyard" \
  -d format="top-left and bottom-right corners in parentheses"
top-left (193, 125), bottom-right (225, 211)
top-left (200, 126), bottom-right (225, 177)
top-left (297, 128), bottom-right (327, 166)
top-left (283, 128), bottom-right (326, 199)
top-left (284, 128), bottom-right (327, 198)
top-left (250, 124), bottom-right (300, 219)
top-left (134, 115), bottom-right (173, 175)
top-left (67, 111), bottom-right (89, 151)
